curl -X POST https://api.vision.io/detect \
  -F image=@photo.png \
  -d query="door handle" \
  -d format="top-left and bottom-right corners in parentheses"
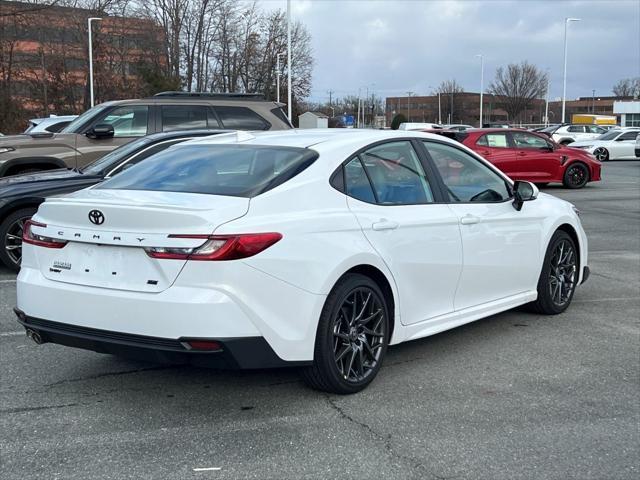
top-left (460, 214), bottom-right (480, 225)
top-left (517, 151), bottom-right (527, 156)
top-left (372, 219), bottom-right (399, 231)
top-left (480, 150), bottom-right (491, 156)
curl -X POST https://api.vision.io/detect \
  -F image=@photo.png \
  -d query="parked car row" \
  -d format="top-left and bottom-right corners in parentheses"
top-left (15, 128), bottom-right (590, 394)
top-left (0, 92), bottom-right (291, 177)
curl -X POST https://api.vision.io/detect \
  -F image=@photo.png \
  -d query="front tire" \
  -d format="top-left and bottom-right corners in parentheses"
top-left (301, 273), bottom-right (389, 394)
top-left (528, 230), bottom-right (578, 315)
top-left (563, 162), bottom-right (589, 189)
top-left (593, 147), bottom-right (609, 162)
top-left (0, 207), bottom-right (38, 272)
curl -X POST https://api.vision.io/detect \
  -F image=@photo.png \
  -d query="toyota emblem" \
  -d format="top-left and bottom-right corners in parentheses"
top-left (88, 210), bottom-right (105, 225)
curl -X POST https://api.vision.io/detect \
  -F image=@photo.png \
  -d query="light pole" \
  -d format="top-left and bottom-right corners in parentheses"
top-left (88, 17), bottom-right (101, 108)
top-left (286, 0), bottom-right (292, 122)
top-left (476, 54), bottom-right (484, 127)
top-left (562, 17), bottom-right (580, 123)
top-left (545, 76), bottom-right (551, 126)
top-left (428, 85), bottom-right (442, 124)
top-left (592, 89), bottom-right (596, 113)
top-left (406, 91), bottom-right (414, 121)
top-left (276, 52), bottom-right (284, 103)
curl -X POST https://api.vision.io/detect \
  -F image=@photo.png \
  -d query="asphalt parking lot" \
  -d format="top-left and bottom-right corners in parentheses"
top-left (1, 162), bottom-right (638, 480)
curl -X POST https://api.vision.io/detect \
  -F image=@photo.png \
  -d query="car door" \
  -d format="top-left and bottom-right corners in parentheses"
top-left (472, 132), bottom-right (516, 176)
top-left (342, 140), bottom-right (463, 325)
top-left (421, 140), bottom-right (544, 311)
top-left (75, 105), bottom-right (151, 167)
top-left (509, 131), bottom-right (562, 181)
top-left (611, 131), bottom-right (639, 159)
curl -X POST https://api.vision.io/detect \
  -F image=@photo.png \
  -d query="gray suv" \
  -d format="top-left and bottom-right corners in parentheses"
top-left (0, 92), bottom-right (292, 177)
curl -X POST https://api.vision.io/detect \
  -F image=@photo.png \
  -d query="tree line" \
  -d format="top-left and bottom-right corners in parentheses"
top-left (0, 0), bottom-right (313, 133)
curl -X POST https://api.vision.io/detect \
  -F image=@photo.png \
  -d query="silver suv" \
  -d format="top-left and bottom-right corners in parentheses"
top-left (540, 124), bottom-right (607, 145)
top-left (0, 92), bottom-right (292, 177)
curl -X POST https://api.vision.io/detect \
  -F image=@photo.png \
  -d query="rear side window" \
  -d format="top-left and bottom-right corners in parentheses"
top-left (270, 107), bottom-right (293, 128)
top-left (567, 126), bottom-right (584, 133)
top-left (214, 106), bottom-right (270, 130)
top-left (476, 133), bottom-right (509, 147)
top-left (98, 145), bottom-right (317, 197)
top-left (161, 106), bottom-right (210, 131)
top-left (344, 158), bottom-right (376, 203)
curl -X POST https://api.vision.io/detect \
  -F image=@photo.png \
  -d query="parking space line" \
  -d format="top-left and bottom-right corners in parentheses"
top-left (193, 467), bottom-right (222, 472)
top-left (576, 297), bottom-right (640, 303)
top-left (0, 279), bottom-right (16, 284)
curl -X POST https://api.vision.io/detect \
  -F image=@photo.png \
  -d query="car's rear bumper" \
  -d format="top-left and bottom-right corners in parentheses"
top-left (14, 309), bottom-right (310, 369)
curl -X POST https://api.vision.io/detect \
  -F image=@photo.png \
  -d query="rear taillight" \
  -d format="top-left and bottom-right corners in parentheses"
top-left (22, 220), bottom-right (68, 249)
top-left (144, 233), bottom-right (282, 261)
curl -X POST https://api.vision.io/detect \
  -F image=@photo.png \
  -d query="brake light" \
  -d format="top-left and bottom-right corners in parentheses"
top-left (22, 220), bottom-right (68, 249)
top-left (144, 233), bottom-right (282, 261)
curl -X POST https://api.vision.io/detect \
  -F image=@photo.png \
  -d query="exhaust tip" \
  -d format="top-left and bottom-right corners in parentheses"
top-left (25, 329), bottom-right (45, 345)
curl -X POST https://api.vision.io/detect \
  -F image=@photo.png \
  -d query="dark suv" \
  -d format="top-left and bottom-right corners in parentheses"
top-left (0, 92), bottom-right (292, 177)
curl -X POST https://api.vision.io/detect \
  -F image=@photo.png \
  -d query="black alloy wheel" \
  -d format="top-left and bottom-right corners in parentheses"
top-left (563, 162), bottom-right (589, 189)
top-left (528, 230), bottom-right (578, 315)
top-left (593, 147), bottom-right (609, 162)
top-left (302, 274), bottom-right (389, 394)
top-left (0, 207), bottom-right (38, 272)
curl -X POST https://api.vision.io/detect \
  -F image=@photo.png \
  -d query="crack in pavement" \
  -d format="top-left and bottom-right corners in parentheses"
top-left (1, 402), bottom-right (79, 415)
top-left (44, 365), bottom-right (178, 387)
top-left (324, 395), bottom-right (457, 480)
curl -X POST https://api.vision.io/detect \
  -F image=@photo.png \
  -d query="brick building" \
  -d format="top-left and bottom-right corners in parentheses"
top-left (0, 0), bottom-right (167, 133)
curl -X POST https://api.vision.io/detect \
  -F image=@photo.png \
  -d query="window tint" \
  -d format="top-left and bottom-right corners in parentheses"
top-left (619, 131), bottom-right (639, 141)
top-left (98, 145), bottom-right (316, 197)
top-left (106, 139), bottom-right (188, 177)
top-left (512, 132), bottom-right (550, 149)
top-left (98, 106), bottom-right (148, 137)
top-left (567, 125), bottom-right (584, 133)
top-left (45, 121), bottom-right (70, 133)
top-left (270, 107), bottom-right (293, 127)
top-left (161, 106), bottom-right (208, 131)
top-left (359, 141), bottom-right (434, 205)
top-left (477, 133), bottom-right (509, 148)
top-left (586, 125), bottom-right (606, 134)
top-left (344, 158), bottom-right (376, 203)
top-left (214, 106), bottom-right (269, 130)
top-left (424, 141), bottom-right (511, 203)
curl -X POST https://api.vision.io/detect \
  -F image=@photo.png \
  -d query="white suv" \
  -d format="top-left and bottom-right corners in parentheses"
top-left (543, 124), bottom-right (607, 145)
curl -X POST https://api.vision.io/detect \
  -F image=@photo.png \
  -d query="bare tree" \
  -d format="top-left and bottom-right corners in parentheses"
top-left (612, 77), bottom-right (640, 98)
top-left (489, 61), bottom-right (548, 123)
top-left (435, 79), bottom-right (464, 123)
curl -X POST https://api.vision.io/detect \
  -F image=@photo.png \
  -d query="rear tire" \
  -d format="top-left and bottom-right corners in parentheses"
top-left (528, 230), bottom-right (578, 315)
top-left (301, 273), bottom-right (389, 394)
top-left (0, 207), bottom-right (38, 272)
top-left (563, 162), bottom-right (589, 189)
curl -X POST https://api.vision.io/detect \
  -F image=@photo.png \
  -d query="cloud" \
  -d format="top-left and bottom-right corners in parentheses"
top-left (260, 0), bottom-right (640, 102)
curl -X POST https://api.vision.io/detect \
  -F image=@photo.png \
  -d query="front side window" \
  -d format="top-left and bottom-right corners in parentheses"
top-left (214, 106), bottom-right (269, 130)
top-left (98, 106), bottom-right (148, 137)
top-left (98, 145), bottom-right (316, 197)
top-left (512, 132), bottom-right (550, 149)
top-left (619, 131), bottom-right (639, 141)
top-left (161, 106), bottom-right (209, 131)
top-left (476, 133), bottom-right (509, 148)
top-left (424, 141), bottom-right (511, 203)
top-left (586, 125), bottom-right (605, 134)
top-left (359, 141), bottom-right (434, 205)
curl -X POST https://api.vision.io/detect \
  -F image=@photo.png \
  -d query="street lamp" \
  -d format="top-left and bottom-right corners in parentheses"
top-left (286, 0), bottom-right (292, 122)
top-left (476, 54), bottom-right (484, 128)
top-left (276, 52), bottom-right (284, 103)
top-left (88, 17), bottom-right (101, 108)
top-left (545, 74), bottom-right (551, 127)
top-left (406, 91), bottom-right (414, 121)
top-left (561, 17), bottom-right (580, 123)
top-left (428, 85), bottom-right (442, 124)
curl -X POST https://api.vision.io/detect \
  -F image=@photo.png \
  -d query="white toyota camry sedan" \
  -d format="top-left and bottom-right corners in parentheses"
top-left (16, 129), bottom-right (589, 394)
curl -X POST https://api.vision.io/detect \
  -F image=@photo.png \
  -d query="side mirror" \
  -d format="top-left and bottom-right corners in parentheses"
top-left (87, 124), bottom-right (114, 139)
top-left (512, 180), bottom-right (539, 211)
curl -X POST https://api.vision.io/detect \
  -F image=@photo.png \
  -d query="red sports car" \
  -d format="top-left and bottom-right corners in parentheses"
top-left (429, 128), bottom-right (601, 189)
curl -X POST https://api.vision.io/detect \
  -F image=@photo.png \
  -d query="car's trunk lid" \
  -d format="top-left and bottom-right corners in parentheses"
top-left (31, 189), bottom-right (249, 292)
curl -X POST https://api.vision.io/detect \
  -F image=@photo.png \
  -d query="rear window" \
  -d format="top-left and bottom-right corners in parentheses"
top-left (97, 144), bottom-right (317, 197)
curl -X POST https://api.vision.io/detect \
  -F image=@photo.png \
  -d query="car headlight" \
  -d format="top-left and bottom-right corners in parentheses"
top-left (0, 147), bottom-right (15, 154)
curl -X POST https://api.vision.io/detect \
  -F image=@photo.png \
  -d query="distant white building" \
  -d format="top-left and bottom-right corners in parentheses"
top-left (613, 101), bottom-right (640, 127)
top-left (298, 111), bottom-right (329, 129)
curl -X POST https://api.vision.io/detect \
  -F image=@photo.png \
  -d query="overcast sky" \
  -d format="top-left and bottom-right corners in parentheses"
top-left (263, 0), bottom-right (640, 102)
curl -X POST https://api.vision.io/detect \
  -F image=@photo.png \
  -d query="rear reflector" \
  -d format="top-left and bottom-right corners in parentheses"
top-left (23, 219), bottom-right (68, 249)
top-left (183, 340), bottom-right (223, 351)
top-left (145, 232), bottom-right (282, 261)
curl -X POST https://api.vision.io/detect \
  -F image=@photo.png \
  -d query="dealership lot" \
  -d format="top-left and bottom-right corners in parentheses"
top-left (1, 162), bottom-right (638, 479)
